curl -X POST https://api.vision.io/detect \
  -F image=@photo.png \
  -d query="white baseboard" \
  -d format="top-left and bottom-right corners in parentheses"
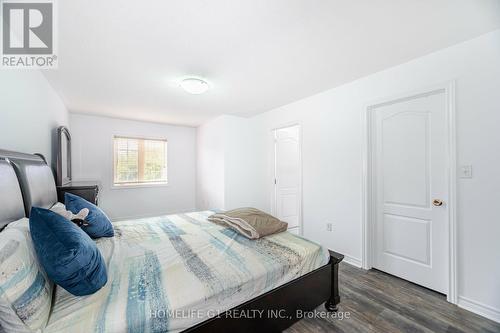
top-left (342, 254), bottom-right (362, 268)
top-left (458, 296), bottom-right (500, 323)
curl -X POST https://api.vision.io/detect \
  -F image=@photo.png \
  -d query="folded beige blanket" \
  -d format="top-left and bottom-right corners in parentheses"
top-left (208, 207), bottom-right (288, 239)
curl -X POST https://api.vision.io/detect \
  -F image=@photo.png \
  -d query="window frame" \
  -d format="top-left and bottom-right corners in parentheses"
top-left (112, 135), bottom-right (168, 188)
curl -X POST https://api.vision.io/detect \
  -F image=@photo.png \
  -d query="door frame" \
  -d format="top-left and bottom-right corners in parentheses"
top-left (361, 81), bottom-right (457, 304)
top-left (270, 123), bottom-right (303, 235)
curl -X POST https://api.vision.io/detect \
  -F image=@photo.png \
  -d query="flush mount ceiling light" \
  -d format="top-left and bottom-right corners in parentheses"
top-left (180, 78), bottom-right (210, 94)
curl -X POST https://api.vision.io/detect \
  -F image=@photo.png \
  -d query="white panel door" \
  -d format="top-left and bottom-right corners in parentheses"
top-left (273, 125), bottom-right (301, 229)
top-left (373, 92), bottom-right (448, 293)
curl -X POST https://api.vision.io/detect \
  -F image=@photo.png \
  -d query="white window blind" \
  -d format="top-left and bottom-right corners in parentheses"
top-left (113, 136), bottom-right (167, 185)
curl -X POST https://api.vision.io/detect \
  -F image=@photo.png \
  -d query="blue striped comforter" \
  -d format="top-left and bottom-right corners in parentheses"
top-left (45, 211), bottom-right (329, 333)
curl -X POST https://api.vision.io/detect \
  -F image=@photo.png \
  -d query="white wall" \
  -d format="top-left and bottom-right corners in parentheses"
top-left (201, 30), bottom-right (500, 321)
top-left (196, 116), bottom-right (226, 210)
top-left (0, 71), bottom-right (68, 167)
top-left (223, 115), bottom-right (267, 210)
top-left (196, 115), bottom-right (266, 211)
top-left (70, 114), bottom-right (196, 220)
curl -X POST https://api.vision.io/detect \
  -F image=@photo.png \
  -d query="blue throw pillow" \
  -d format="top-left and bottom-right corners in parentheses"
top-left (29, 207), bottom-right (107, 296)
top-left (65, 192), bottom-right (114, 238)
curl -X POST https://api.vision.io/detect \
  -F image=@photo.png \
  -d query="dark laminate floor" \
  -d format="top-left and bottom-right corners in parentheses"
top-left (286, 263), bottom-right (500, 333)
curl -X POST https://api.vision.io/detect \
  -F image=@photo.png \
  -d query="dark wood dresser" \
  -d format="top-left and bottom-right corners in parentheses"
top-left (57, 181), bottom-right (100, 205)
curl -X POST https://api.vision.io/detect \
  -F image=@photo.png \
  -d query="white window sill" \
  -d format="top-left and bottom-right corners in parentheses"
top-left (111, 182), bottom-right (169, 190)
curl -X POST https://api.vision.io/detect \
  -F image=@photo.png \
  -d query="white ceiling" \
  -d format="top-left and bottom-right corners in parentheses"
top-left (44, 0), bottom-right (500, 127)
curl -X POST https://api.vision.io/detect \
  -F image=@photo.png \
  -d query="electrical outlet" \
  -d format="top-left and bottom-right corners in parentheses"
top-left (460, 165), bottom-right (473, 179)
top-left (326, 223), bottom-right (333, 232)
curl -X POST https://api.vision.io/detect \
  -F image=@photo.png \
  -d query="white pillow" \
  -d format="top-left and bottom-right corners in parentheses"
top-left (0, 219), bottom-right (53, 332)
top-left (4, 217), bottom-right (29, 231)
top-left (50, 202), bottom-right (66, 211)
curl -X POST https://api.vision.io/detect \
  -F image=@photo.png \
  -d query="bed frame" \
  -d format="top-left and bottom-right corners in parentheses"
top-left (185, 250), bottom-right (343, 332)
top-left (0, 149), bottom-right (344, 332)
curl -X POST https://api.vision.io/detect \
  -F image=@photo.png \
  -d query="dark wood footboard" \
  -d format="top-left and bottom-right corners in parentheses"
top-left (184, 250), bottom-right (344, 332)
top-left (325, 250), bottom-right (345, 312)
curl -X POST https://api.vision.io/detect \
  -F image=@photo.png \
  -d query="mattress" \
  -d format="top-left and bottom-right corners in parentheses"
top-left (44, 211), bottom-right (329, 333)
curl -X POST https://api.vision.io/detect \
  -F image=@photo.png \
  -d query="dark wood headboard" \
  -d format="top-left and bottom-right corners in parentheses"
top-left (0, 149), bottom-right (58, 228)
top-left (0, 158), bottom-right (25, 229)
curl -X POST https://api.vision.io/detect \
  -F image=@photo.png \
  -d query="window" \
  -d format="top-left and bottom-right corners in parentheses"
top-left (113, 136), bottom-right (167, 186)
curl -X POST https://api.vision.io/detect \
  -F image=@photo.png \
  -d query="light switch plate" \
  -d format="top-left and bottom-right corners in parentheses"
top-left (460, 165), bottom-right (472, 178)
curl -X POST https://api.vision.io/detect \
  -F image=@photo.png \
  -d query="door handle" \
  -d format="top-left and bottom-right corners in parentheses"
top-left (432, 199), bottom-right (444, 207)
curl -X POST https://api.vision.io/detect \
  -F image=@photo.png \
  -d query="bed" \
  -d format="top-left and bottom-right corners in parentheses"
top-left (0, 149), bottom-right (343, 333)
